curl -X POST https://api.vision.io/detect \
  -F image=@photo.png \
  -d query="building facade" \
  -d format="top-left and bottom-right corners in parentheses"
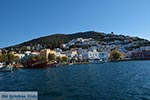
top-left (131, 51), bottom-right (150, 60)
top-left (82, 49), bottom-right (108, 62)
top-left (40, 49), bottom-right (56, 61)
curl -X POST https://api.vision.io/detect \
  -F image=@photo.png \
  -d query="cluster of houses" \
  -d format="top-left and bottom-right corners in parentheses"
top-left (58, 37), bottom-right (150, 61)
top-left (19, 47), bottom-right (108, 63)
top-left (0, 37), bottom-right (150, 64)
top-left (127, 46), bottom-right (150, 60)
top-left (61, 38), bottom-right (97, 48)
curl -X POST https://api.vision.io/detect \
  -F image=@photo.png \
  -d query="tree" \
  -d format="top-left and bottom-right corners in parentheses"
top-left (29, 55), bottom-right (46, 61)
top-left (86, 58), bottom-right (90, 62)
top-left (14, 56), bottom-right (20, 64)
top-left (2, 53), bottom-right (8, 63)
top-left (48, 53), bottom-right (56, 62)
top-left (56, 56), bottom-right (62, 63)
top-left (61, 56), bottom-right (68, 62)
top-left (0, 55), bottom-right (2, 62)
top-left (110, 50), bottom-right (122, 61)
top-left (0, 53), bottom-right (16, 63)
top-left (7, 53), bottom-right (15, 63)
top-left (29, 55), bottom-right (36, 60)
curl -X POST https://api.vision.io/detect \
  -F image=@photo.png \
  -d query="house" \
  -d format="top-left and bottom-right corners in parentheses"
top-left (26, 46), bottom-right (31, 50)
top-left (60, 44), bottom-right (69, 48)
top-left (140, 46), bottom-right (150, 51)
top-left (131, 51), bottom-right (150, 60)
top-left (61, 38), bottom-right (97, 48)
top-left (40, 49), bottom-right (56, 61)
top-left (54, 48), bottom-right (62, 52)
top-left (114, 40), bottom-right (123, 45)
top-left (21, 51), bottom-right (32, 61)
top-left (31, 51), bottom-right (40, 56)
top-left (82, 48), bottom-right (108, 62)
top-left (24, 51), bottom-right (32, 56)
top-left (66, 51), bottom-right (78, 61)
top-left (99, 52), bottom-right (108, 62)
top-left (55, 49), bottom-right (67, 58)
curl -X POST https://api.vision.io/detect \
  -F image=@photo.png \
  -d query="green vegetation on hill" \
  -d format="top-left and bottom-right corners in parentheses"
top-left (4, 31), bottom-right (150, 51)
top-left (19, 34), bottom-right (70, 49)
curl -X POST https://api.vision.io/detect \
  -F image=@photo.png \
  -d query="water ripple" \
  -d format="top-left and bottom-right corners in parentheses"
top-left (0, 61), bottom-right (150, 100)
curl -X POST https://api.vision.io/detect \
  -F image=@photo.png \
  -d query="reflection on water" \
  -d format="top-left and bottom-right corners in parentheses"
top-left (0, 61), bottom-right (150, 100)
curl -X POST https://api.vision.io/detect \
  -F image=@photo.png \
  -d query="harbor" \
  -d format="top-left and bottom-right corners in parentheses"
top-left (0, 61), bottom-right (150, 100)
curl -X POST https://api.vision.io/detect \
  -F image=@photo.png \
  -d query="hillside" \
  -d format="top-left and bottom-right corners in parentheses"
top-left (4, 31), bottom-right (150, 51)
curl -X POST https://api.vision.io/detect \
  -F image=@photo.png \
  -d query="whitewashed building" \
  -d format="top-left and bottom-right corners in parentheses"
top-left (31, 51), bottom-right (40, 56)
top-left (99, 52), bottom-right (108, 62)
top-left (24, 51), bottom-right (32, 56)
top-left (140, 46), bottom-right (150, 51)
top-left (82, 49), bottom-right (108, 62)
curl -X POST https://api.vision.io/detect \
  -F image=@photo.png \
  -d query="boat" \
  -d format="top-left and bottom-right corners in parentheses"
top-left (22, 60), bottom-right (47, 68)
top-left (47, 62), bottom-right (59, 67)
top-left (0, 63), bottom-right (14, 72)
top-left (0, 63), bottom-right (4, 68)
top-left (89, 59), bottom-right (104, 64)
top-left (68, 63), bottom-right (74, 65)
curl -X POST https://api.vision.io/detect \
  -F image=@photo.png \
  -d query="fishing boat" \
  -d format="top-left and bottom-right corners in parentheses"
top-left (89, 59), bottom-right (104, 64)
top-left (0, 63), bottom-right (14, 72)
top-left (0, 63), bottom-right (4, 68)
top-left (68, 63), bottom-right (74, 65)
top-left (47, 62), bottom-right (59, 67)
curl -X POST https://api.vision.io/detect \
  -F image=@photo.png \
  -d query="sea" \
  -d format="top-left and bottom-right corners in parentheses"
top-left (0, 60), bottom-right (150, 100)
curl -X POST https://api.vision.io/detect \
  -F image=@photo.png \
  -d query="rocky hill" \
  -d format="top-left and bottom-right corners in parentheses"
top-left (4, 31), bottom-right (150, 51)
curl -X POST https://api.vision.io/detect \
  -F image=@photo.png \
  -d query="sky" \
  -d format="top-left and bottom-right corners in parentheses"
top-left (0, 0), bottom-right (150, 48)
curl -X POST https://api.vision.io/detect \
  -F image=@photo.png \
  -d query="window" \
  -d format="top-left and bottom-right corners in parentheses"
top-left (90, 54), bottom-right (92, 57)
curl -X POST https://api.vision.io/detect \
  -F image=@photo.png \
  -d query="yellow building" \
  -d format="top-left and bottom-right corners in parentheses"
top-left (40, 49), bottom-right (56, 61)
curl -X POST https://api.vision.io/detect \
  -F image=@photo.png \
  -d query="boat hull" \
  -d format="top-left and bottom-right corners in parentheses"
top-left (23, 60), bottom-right (47, 68)
top-left (47, 63), bottom-right (59, 67)
top-left (89, 59), bottom-right (105, 64)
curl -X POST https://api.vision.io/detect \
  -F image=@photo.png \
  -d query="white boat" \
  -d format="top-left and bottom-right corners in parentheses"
top-left (0, 63), bottom-right (14, 72)
top-left (89, 59), bottom-right (104, 64)
top-left (68, 63), bottom-right (74, 65)
top-left (0, 63), bottom-right (4, 68)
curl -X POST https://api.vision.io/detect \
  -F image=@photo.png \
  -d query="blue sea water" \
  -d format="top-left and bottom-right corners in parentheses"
top-left (0, 61), bottom-right (150, 100)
